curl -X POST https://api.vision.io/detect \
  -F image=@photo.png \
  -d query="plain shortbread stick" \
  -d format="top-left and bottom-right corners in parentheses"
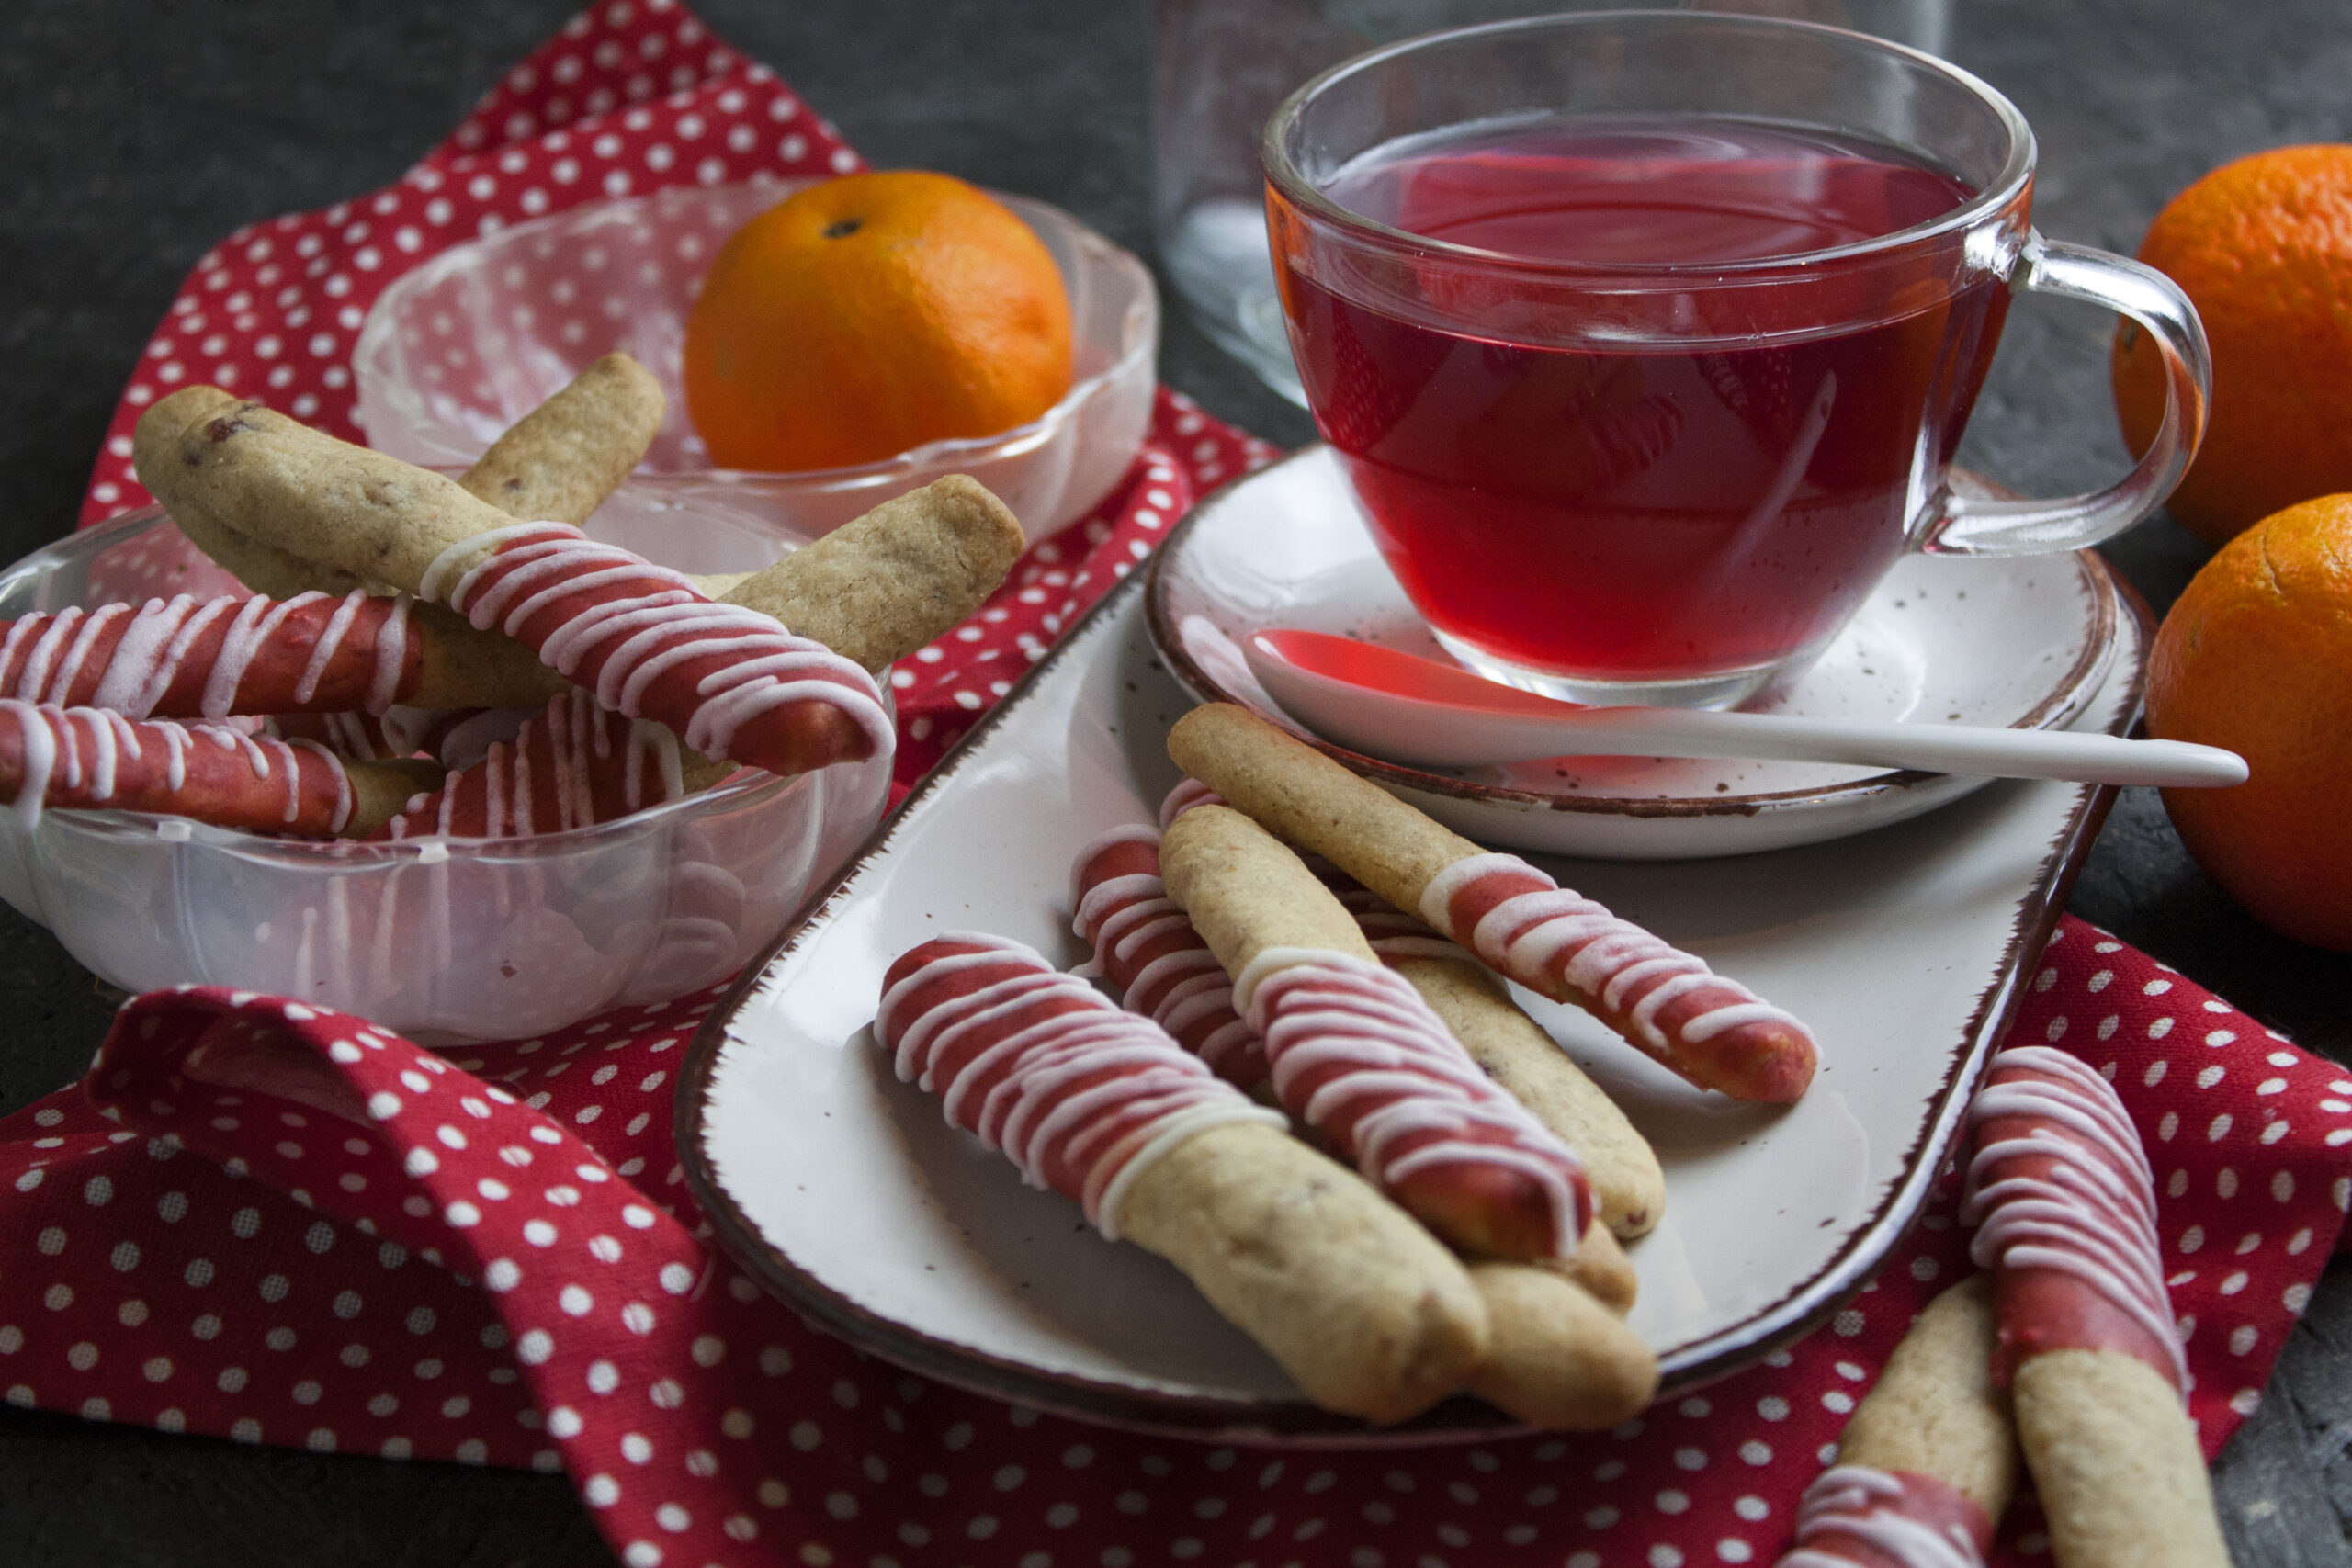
top-left (456, 352), bottom-right (665, 525)
top-left (1775, 1276), bottom-right (2016, 1566)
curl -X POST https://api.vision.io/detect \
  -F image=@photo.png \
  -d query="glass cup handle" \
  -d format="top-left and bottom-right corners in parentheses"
top-left (1917, 231), bottom-right (2211, 556)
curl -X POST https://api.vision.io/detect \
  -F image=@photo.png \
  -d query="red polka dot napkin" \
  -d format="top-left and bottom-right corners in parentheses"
top-left (4, 922), bottom-right (2341, 1567)
top-left (6, 6), bottom-right (2343, 1566)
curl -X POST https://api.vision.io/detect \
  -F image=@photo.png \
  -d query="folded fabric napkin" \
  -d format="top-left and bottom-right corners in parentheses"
top-left (6, 6), bottom-right (2341, 1566)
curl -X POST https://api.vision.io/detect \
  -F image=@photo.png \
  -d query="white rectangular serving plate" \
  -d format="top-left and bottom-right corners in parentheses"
top-left (679, 558), bottom-right (2144, 1444)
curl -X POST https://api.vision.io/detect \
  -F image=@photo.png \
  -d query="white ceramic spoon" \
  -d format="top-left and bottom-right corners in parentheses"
top-left (1242, 628), bottom-right (2246, 788)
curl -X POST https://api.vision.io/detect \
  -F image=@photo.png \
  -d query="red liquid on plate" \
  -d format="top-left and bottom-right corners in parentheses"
top-left (1281, 117), bottom-right (2007, 682)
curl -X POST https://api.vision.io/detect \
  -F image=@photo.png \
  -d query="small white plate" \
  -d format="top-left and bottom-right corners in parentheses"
top-left (1147, 446), bottom-right (2122, 859)
top-left (679, 552), bottom-right (2150, 1442)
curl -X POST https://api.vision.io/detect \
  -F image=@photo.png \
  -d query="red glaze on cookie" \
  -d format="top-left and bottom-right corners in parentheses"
top-left (1242, 949), bottom-right (1592, 1262)
top-left (1421, 852), bottom-right (1816, 1101)
top-left (875, 933), bottom-right (1283, 1237)
top-left (421, 521), bottom-right (889, 780)
top-left (0, 591), bottom-right (416, 719)
top-left (264, 709), bottom-right (402, 762)
top-left (1070, 825), bottom-right (1266, 1088)
top-left (1961, 1044), bottom-right (2185, 1392)
top-left (0, 699), bottom-right (352, 836)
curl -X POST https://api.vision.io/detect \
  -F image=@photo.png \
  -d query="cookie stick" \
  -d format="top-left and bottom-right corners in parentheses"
top-left (455, 352), bottom-right (665, 525)
top-left (128, 387), bottom-right (380, 601)
top-left (1151, 807), bottom-right (1654, 1422)
top-left (0, 701), bottom-right (432, 838)
top-left (0, 588), bottom-right (576, 721)
top-left (135, 371), bottom-right (1020, 681)
top-left (1775, 1275), bottom-right (2016, 1567)
top-left (129, 353), bottom-right (658, 601)
top-left (1071, 824), bottom-right (1271, 1088)
top-left (374, 470), bottom-right (1022, 830)
top-left (0, 459), bottom-right (1026, 728)
top-left (264, 709), bottom-right (412, 762)
top-left (134, 393), bottom-right (892, 780)
top-left (1071, 820), bottom-right (1664, 1240)
top-left (876, 932), bottom-right (1487, 1425)
top-left (1070, 824), bottom-right (1636, 1308)
top-left (718, 474), bottom-right (1025, 674)
top-left (366, 690), bottom-right (694, 840)
top-left (356, 478), bottom-right (1022, 841)
top-left (1167, 703), bottom-right (1816, 1102)
top-left (1329, 883), bottom-right (1667, 1240)
top-left (1160, 800), bottom-right (1594, 1261)
top-left (1460, 1258), bottom-right (1656, 1429)
top-left (1959, 1045), bottom-right (2224, 1568)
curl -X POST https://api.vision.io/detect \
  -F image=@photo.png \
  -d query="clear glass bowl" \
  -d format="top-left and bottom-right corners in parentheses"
top-left (0, 508), bottom-right (891, 1044)
top-left (354, 180), bottom-right (1159, 540)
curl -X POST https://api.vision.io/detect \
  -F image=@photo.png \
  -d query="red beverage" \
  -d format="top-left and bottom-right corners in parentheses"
top-left (1279, 116), bottom-right (2007, 688)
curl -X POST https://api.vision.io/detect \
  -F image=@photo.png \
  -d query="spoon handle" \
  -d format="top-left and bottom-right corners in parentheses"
top-left (1463, 706), bottom-right (2245, 787)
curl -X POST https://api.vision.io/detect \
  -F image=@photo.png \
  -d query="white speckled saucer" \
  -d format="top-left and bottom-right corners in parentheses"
top-left (1147, 446), bottom-right (2124, 859)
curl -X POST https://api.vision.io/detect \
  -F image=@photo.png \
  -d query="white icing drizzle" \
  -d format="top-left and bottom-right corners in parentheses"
top-left (205, 593), bottom-right (306, 717)
top-left (46, 604), bottom-right (127, 707)
top-left (419, 522), bottom-right (890, 765)
top-left (98, 597), bottom-right (199, 715)
top-left (1069, 824), bottom-right (1261, 1079)
top-left (0, 614), bottom-right (43, 699)
top-left (875, 932), bottom-right (1283, 1239)
top-left (1239, 947), bottom-right (1590, 1257)
top-left (1, 590), bottom-right (412, 722)
top-left (1158, 776), bottom-right (1223, 829)
top-left (142, 597), bottom-right (238, 715)
top-left (1961, 1043), bottom-right (2188, 1392)
top-left (392, 692), bottom-right (686, 840)
top-left (365, 594), bottom-right (412, 715)
top-left (1420, 852), bottom-right (1808, 1055)
top-left (1780, 1467), bottom-right (1985, 1568)
top-left (286, 738), bottom-right (354, 834)
top-left (292, 592), bottom-right (359, 706)
top-left (5, 700), bottom-right (54, 831)
top-left (1333, 885), bottom-right (1474, 964)
top-left (323, 712), bottom-right (387, 761)
top-left (10, 605), bottom-right (85, 701)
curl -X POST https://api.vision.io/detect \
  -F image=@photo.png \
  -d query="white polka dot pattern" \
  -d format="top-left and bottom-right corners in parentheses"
top-left (17, 6), bottom-right (2335, 1568)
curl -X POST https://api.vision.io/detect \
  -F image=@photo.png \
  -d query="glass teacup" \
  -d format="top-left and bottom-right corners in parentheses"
top-left (1265, 12), bottom-right (2209, 708)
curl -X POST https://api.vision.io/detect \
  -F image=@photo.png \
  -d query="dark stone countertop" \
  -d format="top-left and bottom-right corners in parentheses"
top-left (1, 1), bottom-right (2348, 1562)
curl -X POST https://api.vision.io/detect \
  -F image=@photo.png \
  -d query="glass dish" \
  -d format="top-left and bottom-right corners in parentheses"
top-left (0, 508), bottom-right (891, 1045)
top-left (353, 180), bottom-right (1159, 541)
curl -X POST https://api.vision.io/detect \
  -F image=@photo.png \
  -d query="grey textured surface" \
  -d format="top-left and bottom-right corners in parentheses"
top-left (0, 0), bottom-right (2346, 1562)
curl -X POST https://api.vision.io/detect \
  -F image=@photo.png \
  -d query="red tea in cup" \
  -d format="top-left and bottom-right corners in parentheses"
top-left (1284, 117), bottom-right (2006, 690)
top-left (1265, 16), bottom-right (2207, 708)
